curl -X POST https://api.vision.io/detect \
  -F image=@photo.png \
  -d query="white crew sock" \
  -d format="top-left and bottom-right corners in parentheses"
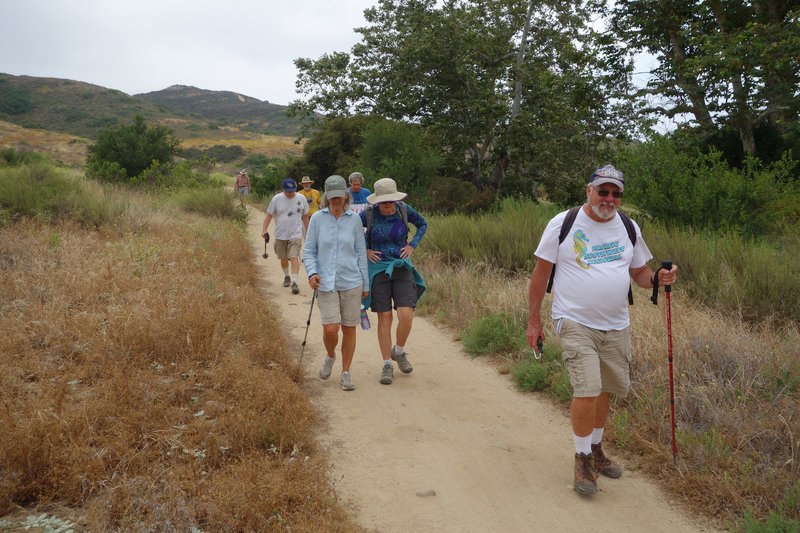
top-left (393, 344), bottom-right (405, 355)
top-left (282, 266), bottom-right (290, 276)
top-left (574, 433), bottom-right (593, 455)
top-left (291, 274), bottom-right (298, 283)
top-left (382, 360), bottom-right (392, 368)
top-left (591, 427), bottom-right (604, 445)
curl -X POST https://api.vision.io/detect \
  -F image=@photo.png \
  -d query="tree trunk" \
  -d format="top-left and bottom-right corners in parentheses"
top-left (511, 0), bottom-right (536, 121)
top-left (710, 1), bottom-right (757, 154)
top-left (668, 29), bottom-right (715, 130)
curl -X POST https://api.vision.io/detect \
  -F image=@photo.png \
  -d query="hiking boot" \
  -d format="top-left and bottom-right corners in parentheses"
top-left (574, 452), bottom-right (598, 495)
top-left (391, 347), bottom-right (413, 374)
top-left (380, 364), bottom-right (394, 385)
top-left (291, 282), bottom-right (300, 294)
top-left (319, 357), bottom-right (334, 380)
top-left (591, 443), bottom-right (622, 478)
top-left (283, 276), bottom-right (291, 287)
top-left (340, 371), bottom-right (356, 391)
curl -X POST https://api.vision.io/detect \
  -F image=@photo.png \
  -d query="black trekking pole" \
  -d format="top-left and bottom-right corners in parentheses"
top-left (652, 259), bottom-right (677, 464)
top-left (299, 289), bottom-right (318, 370)
top-left (262, 233), bottom-right (269, 259)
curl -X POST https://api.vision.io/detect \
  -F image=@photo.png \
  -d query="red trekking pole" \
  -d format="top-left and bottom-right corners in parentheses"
top-left (652, 260), bottom-right (676, 464)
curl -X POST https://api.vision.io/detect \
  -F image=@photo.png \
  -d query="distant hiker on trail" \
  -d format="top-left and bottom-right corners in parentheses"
top-left (235, 169), bottom-right (250, 196)
top-left (302, 175), bottom-right (369, 391)
top-left (298, 176), bottom-right (321, 216)
top-left (526, 164), bottom-right (677, 496)
top-left (360, 178), bottom-right (427, 386)
top-left (348, 172), bottom-right (371, 206)
top-left (262, 178), bottom-right (309, 295)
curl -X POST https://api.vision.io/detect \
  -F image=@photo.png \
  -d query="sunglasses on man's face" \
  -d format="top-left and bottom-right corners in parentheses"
top-left (596, 189), bottom-right (623, 199)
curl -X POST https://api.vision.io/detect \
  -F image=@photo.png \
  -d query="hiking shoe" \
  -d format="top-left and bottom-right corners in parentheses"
top-left (291, 282), bottom-right (300, 294)
top-left (574, 452), bottom-right (598, 495)
top-left (340, 371), bottom-right (355, 391)
top-left (319, 357), bottom-right (334, 380)
top-left (380, 364), bottom-right (394, 385)
top-left (283, 276), bottom-right (291, 287)
top-left (591, 443), bottom-right (622, 478)
top-left (391, 347), bottom-right (413, 374)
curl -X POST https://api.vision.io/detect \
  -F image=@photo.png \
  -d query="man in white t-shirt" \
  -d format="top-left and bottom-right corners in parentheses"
top-left (262, 178), bottom-right (310, 294)
top-left (526, 164), bottom-right (677, 496)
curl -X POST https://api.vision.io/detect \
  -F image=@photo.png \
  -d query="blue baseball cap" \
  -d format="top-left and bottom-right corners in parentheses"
top-left (282, 178), bottom-right (297, 192)
top-left (589, 164), bottom-right (624, 191)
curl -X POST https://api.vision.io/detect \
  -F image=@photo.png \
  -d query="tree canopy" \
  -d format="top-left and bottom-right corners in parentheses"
top-left (598, 0), bottom-right (800, 158)
top-left (289, 0), bottom-right (639, 202)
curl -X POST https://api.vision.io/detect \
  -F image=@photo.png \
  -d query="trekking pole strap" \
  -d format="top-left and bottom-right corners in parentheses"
top-left (650, 259), bottom-right (673, 305)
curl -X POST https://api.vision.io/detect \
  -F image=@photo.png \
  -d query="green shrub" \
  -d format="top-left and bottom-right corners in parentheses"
top-left (87, 114), bottom-right (180, 179)
top-left (131, 159), bottom-right (222, 191)
top-left (0, 164), bottom-right (122, 227)
top-left (173, 188), bottom-right (248, 223)
top-left (511, 357), bottom-right (551, 392)
top-left (462, 312), bottom-right (527, 356)
top-left (618, 138), bottom-right (799, 238)
top-left (425, 198), bottom-right (560, 272)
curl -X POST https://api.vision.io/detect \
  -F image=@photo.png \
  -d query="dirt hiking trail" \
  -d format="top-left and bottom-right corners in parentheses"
top-left (248, 204), bottom-right (718, 532)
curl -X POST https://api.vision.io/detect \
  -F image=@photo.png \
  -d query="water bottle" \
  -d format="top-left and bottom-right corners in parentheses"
top-left (360, 306), bottom-right (371, 330)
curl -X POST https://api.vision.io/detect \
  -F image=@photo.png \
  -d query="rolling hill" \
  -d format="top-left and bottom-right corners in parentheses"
top-left (0, 73), bottom-right (305, 166)
top-left (0, 73), bottom-right (302, 140)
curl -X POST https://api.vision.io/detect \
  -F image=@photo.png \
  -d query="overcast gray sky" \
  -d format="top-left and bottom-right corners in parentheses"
top-left (0, 0), bottom-right (377, 106)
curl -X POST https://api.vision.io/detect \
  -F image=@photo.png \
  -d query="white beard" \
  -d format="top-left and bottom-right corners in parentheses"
top-left (591, 203), bottom-right (617, 220)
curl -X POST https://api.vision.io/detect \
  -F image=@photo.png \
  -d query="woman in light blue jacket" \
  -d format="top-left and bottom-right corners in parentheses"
top-left (302, 175), bottom-right (369, 391)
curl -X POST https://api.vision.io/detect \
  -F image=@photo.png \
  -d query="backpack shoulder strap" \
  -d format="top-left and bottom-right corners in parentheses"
top-left (618, 211), bottom-right (637, 304)
top-left (365, 205), bottom-right (374, 249)
top-left (618, 211), bottom-right (637, 247)
top-left (398, 201), bottom-right (409, 243)
top-left (546, 206), bottom-right (581, 293)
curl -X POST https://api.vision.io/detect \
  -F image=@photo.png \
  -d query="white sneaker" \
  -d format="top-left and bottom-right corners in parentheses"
top-left (319, 356), bottom-right (334, 380)
top-left (340, 371), bottom-right (355, 391)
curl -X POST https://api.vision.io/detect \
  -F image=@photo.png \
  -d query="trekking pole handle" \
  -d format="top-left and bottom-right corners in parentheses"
top-left (650, 259), bottom-right (673, 304)
top-left (661, 260), bottom-right (673, 294)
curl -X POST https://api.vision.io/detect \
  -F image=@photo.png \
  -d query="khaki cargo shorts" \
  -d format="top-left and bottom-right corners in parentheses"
top-left (555, 317), bottom-right (632, 398)
top-left (273, 238), bottom-right (302, 259)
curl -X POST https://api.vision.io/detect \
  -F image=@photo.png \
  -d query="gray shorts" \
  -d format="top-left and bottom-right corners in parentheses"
top-left (555, 317), bottom-right (632, 398)
top-left (317, 286), bottom-right (362, 326)
top-left (370, 268), bottom-right (416, 312)
top-left (273, 238), bottom-right (302, 259)
top-left (238, 186), bottom-right (248, 196)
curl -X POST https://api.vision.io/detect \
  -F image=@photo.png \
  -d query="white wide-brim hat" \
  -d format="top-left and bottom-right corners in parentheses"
top-left (366, 178), bottom-right (407, 204)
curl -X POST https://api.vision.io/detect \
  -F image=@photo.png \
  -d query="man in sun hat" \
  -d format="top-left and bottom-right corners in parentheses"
top-left (262, 178), bottom-right (309, 294)
top-left (298, 176), bottom-right (321, 216)
top-left (359, 178), bottom-right (427, 386)
top-left (526, 164), bottom-right (678, 495)
top-left (235, 169), bottom-right (250, 196)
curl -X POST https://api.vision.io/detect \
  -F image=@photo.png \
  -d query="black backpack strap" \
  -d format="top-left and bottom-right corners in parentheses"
top-left (398, 201), bottom-right (409, 243)
top-left (618, 211), bottom-right (637, 304)
top-left (365, 205), bottom-right (374, 249)
top-left (546, 206), bottom-right (581, 294)
top-left (618, 211), bottom-right (637, 246)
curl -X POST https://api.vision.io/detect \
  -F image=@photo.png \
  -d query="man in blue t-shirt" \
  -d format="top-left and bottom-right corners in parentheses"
top-left (348, 172), bottom-right (371, 205)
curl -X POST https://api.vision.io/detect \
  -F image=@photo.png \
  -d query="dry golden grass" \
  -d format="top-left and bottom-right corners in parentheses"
top-left (0, 120), bottom-right (89, 166)
top-left (0, 214), bottom-right (359, 531)
top-left (415, 250), bottom-right (800, 528)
